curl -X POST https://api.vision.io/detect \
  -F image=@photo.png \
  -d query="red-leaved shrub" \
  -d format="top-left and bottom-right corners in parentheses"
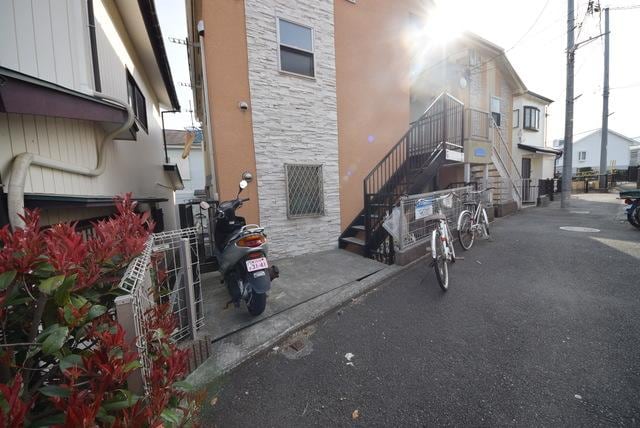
top-left (0, 194), bottom-right (201, 427)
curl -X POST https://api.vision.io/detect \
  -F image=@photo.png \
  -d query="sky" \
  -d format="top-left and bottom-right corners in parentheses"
top-left (155, 0), bottom-right (640, 141)
top-left (155, 0), bottom-right (194, 130)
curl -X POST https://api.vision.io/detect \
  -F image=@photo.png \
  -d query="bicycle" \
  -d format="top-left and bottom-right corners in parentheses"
top-left (457, 188), bottom-right (493, 250)
top-left (429, 193), bottom-right (458, 291)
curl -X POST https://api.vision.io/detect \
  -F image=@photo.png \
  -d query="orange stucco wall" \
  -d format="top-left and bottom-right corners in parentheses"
top-left (200, 0), bottom-right (259, 223)
top-left (334, 0), bottom-right (423, 230)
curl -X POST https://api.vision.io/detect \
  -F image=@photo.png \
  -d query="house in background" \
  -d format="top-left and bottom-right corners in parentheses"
top-left (0, 0), bottom-right (181, 230)
top-left (165, 129), bottom-right (205, 205)
top-left (630, 143), bottom-right (639, 167)
top-left (411, 32), bottom-right (543, 206)
top-left (556, 129), bottom-right (637, 174)
top-left (511, 91), bottom-right (560, 186)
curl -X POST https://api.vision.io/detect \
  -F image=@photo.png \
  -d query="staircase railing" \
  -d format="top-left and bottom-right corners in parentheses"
top-left (489, 116), bottom-right (522, 205)
top-left (362, 93), bottom-right (464, 262)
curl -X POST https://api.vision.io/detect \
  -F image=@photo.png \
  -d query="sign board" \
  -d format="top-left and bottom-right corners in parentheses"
top-left (415, 198), bottom-right (433, 220)
top-left (464, 140), bottom-right (492, 164)
top-left (446, 149), bottom-right (464, 162)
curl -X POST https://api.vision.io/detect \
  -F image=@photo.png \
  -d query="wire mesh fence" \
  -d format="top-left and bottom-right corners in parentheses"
top-left (394, 186), bottom-right (492, 251)
top-left (115, 227), bottom-right (204, 394)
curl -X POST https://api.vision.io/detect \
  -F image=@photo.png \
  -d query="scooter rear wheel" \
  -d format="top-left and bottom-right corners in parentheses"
top-left (247, 292), bottom-right (267, 316)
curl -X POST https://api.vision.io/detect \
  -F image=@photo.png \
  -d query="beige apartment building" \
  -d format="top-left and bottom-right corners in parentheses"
top-left (186, 0), bottom-right (532, 262)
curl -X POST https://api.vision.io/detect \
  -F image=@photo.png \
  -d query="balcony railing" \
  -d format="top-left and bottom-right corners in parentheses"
top-left (465, 108), bottom-right (490, 141)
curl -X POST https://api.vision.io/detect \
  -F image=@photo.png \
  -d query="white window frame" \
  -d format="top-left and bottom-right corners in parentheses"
top-left (276, 17), bottom-right (316, 79)
top-left (578, 151), bottom-right (587, 161)
top-left (523, 106), bottom-right (540, 131)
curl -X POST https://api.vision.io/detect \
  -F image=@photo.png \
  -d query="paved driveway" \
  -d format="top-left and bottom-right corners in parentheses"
top-left (201, 194), bottom-right (640, 427)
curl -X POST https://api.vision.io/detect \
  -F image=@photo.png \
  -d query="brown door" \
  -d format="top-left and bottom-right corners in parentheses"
top-left (522, 158), bottom-right (532, 201)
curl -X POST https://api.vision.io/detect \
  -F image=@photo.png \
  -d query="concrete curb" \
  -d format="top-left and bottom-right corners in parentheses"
top-left (186, 259), bottom-right (426, 388)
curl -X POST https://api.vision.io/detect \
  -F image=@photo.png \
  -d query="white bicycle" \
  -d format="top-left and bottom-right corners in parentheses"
top-left (456, 188), bottom-right (493, 250)
top-left (429, 194), bottom-right (457, 291)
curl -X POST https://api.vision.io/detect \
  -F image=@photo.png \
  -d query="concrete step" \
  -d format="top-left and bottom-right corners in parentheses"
top-left (340, 236), bottom-right (365, 247)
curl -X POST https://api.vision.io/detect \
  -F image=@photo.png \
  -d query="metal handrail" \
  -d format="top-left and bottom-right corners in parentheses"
top-left (362, 93), bottom-right (465, 263)
top-left (489, 116), bottom-right (522, 201)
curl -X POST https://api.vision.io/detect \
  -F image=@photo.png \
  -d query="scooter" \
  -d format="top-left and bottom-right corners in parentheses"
top-left (620, 190), bottom-right (640, 229)
top-left (210, 172), bottom-right (279, 316)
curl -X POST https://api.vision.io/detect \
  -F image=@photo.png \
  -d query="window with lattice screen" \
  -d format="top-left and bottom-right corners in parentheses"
top-left (285, 164), bottom-right (325, 218)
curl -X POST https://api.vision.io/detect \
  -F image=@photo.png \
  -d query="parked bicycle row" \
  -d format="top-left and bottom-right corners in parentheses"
top-left (429, 188), bottom-right (493, 291)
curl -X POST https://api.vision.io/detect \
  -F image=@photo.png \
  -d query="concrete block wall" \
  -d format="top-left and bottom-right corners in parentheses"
top-left (244, 0), bottom-right (341, 258)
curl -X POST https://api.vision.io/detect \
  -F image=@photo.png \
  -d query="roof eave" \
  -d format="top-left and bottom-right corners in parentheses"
top-left (137, 0), bottom-right (180, 111)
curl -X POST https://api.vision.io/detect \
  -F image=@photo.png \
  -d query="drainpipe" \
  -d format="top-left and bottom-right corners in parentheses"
top-left (161, 110), bottom-right (179, 163)
top-left (197, 20), bottom-right (218, 201)
top-left (7, 93), bottom-right (134, 229)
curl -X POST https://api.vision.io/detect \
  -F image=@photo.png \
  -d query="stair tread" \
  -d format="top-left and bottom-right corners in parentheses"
top-left (340, 236), bottom-right (365, 246)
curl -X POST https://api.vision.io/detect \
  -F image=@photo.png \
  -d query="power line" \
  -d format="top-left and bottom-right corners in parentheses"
top-left (608, 4), bottom-right (640, 10)
top-left (414, 1), bottom-right (584, 81)
top-left (468, 1), bottom-right (594, 78)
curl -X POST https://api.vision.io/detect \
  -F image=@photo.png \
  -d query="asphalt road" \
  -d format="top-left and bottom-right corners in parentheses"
top-left (201, 194), bottom-right (640, 427)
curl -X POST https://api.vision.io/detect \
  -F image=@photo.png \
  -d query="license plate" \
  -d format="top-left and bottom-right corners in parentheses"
top-left (246, 257), bottom-right (268, 272)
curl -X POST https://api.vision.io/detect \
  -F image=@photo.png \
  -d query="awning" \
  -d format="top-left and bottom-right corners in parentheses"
top-left (0, 67), bottom-right (127, 123)
top-left (163, 163), bottom-right (185, 191)
top-left (24, 194), bottom-right (167, 209)
top-left (518, 143), bottom-right (562, 156)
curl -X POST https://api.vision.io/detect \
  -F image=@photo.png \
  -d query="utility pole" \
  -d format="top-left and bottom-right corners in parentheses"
top-left (561, 0), bottom-right (575, 208)
top-left (599, 7), bottom-right (610, 189)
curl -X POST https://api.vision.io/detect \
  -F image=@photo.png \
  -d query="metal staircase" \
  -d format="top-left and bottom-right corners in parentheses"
top-left (339, 93), bottom-right (464, 264)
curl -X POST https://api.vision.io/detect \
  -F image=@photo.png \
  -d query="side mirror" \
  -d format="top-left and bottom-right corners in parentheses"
top-left (242, 171), bottom-right (253, 183)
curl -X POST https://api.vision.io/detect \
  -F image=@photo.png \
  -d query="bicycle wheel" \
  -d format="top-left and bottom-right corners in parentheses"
top-left (457, 211), bottom-right (474, 250)
top-left (433, 229), bottom-right (449, 291)
top-left (481, 208), bottom-right (491, 238)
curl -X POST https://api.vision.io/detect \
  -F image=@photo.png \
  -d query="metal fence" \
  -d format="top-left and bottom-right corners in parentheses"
top-left (517, 178), bottom-right (539, 204)
top-left (115, 227), bottom-right (204, 394)
top-left (395, 186), bottom-right (492, 251)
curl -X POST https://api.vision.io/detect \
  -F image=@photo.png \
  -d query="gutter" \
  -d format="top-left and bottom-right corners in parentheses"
top-left (7, 93), bottom-right (134, 229)
top-left (137, 0), bottom-right (180, 110)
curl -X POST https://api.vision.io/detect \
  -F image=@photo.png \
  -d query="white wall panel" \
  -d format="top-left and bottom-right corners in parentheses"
top-left (12, 0), bottom-right (38, 77)
top-left (50, 0), bottom-right (76, 88)
top-left (32, 1), bottom-right (57, 82)
top-left (0, 0), bottom-right (19, 70)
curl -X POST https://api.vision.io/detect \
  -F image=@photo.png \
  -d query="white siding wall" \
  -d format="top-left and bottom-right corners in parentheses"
top-left (0, 0), bottom-right (177, 229)
top-left (0, 0), bottom-right (94, 93)
top-left (512, 94), bottom-right (555, 180)
top-left (244, 0), bottom-right (340, 258)
top-left (513, 95), bottom-right (547, 148)
top-left (558, 130), bottom-right (633, 172)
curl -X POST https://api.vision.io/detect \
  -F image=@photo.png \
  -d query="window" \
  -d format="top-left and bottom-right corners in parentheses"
top-left (578, 151), bottom-right (586, 161)
top-left (126, 71), bottom-right (147, 132)
top-left (285, 164), bottom-right (324, 218)
top-left (490, 97), bottom-right (501, 127)
top-left (523, 106), bottom-right (540, 131)
top-left (513, 109), bottom-right (520, 128)
top-left (278, 18), bottom-right (314, 78)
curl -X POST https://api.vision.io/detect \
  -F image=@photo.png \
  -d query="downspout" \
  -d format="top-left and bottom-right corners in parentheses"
top-left (7, 93), bottom-right (134, 228)
top-left (198, 21), bottom-right (218, 201)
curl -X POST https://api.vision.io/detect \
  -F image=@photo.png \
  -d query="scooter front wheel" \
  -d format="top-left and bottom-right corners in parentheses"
top-left (247, 291), bottom-right (267, 316)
